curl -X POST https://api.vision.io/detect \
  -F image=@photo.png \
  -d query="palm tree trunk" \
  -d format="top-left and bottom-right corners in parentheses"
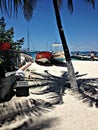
top-left (53, 0), bottom-right (78, 91)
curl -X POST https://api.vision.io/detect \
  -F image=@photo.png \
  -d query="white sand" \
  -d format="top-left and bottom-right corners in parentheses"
top-left (72, 60), bottom-right (98, 78)
top-left (0, 61), bottom-right (98, 130)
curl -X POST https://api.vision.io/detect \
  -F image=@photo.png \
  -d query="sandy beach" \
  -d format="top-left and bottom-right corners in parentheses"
top-left (0, 60), bottom-right (98, 130)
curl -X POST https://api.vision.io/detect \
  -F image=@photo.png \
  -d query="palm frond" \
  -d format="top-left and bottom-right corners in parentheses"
top-left (0, 0), bottom-right (36, 21)
top-left (0, 0), bottom-right (3, 13)
top-left (85, 0), bottom-right (95, 9)
top-left (67, 0), bottom-right (73, 14)
top-left (22, 0), bottom-right (36, 22)
top-left (56, 0), bottom-right (73, 14)
top-left (13, 0), bottom-right (22, 18)
top-left (8, 0), bottom-right (13, 17)
top-left (0, 0), bottom-right (8, 14)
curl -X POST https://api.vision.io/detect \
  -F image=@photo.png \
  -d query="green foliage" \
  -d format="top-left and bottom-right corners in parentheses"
top-left (0, 17), bottom-right (24, 51)
top-left (0, 17), bottom-right (25, 72)
top-left (0, 17), bottom-right (14, 44)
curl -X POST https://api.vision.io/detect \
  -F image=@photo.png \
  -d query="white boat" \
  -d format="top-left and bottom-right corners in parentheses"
top-left (52, 42), bottom-right (65, 63)
top-left (52, 51), bottom-right (65, 63)
top-left (71, 54), bottom-right (98, 61)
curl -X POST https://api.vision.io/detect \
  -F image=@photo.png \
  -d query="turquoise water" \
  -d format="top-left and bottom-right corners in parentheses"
top-left (28, 51), bottom-right (98, 60)
top-left (27, 51), bottom-right (38, 60)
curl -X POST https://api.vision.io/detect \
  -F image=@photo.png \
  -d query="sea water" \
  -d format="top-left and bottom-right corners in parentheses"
top-left (71, 51), bottom-right (98, 57)
top-left (28, 51), bottom-right (98, 60)
top-left (27, 51), bottom-right (39, 60)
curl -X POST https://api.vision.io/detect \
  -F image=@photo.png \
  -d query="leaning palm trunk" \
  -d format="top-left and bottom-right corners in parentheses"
top-left (53, 0), bottom-right (78, 91)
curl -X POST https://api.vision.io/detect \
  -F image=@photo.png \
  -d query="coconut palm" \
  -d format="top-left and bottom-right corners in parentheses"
top-left (0, 0), bottom-right (95, 21)
top-left (53, 0), bottom-right (78, 90)
top-left (0, 0), bottom-right (37, 22)
top-left (53, 0), bottom-right (94, 91)
top-left (0, 0), bottom-right (95, 90)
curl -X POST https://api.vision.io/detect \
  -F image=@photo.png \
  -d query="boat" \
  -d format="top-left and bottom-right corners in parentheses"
top-left (35, 51), bottom-right (53, 64)
top-left (71, 54), bottom-right (98, 61)
top-left (51, 42), bottom-right (65, 63)
top-left (20, 52), bottom-right (33, 62)
top-left (52, 51), bottom-right (65, 63)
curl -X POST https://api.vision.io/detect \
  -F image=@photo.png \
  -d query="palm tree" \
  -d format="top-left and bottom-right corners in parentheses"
top-left (0, 0), bottom-right (95, 21)
top-left (0, 0), bottom-right (95, 90)
top-left (0, 0), bottom-right (37, 22)
top-left (52, 0), bottom-right (95, 91)
top-left (53, 0), bottom-right (78, 90)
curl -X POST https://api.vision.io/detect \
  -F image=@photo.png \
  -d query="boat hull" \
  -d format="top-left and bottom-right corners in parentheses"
top-left (71, 54), bottom-right (98, 61)
top-left (52, 51), bottom-right (65, 63)
top-left (35, 51), bottom-right (53, 64)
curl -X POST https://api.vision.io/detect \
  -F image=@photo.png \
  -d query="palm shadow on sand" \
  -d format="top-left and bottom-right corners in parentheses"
top-left (30, 69), bottom-right (68, 105)
top-left (30, 70), bottom-right (98, 108)
top-left (72, 72), bottom-right (98, 107)
top-left (35, 60), bottom-right (67, 67)
top-left (0, 69), bottom-right (67, 130)
top-left (77, 78), bottom-right (98, 107)
top-left (0, 70), bottom-right (98, 130)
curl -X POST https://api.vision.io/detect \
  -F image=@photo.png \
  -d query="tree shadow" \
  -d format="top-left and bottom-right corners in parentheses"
top-left (76, 73), bottom-right (88, 78)
top-left (52, 61), bottom-right (67, 67)
top-left (0, 98), bottom-right (54, 128)
top-left (11, 117), bottom-right (58, 130)
top-left (35, 60), bottom-right (67, 67)
top-left (72, 72), bottom-right (98, 107)
top-left (0, 90), bottom-right (16, 103)
top-left (35, 61), bottom-right (53, 66)
top-left (77, 78), bottom-right (98, 107)
top-left (30, 70), bottom-right (68, 104)
top-left (1, 69), bottom-right (98, 129)
top-left (28, 117), bottom-right (58, 130)
top-left (0, 69), bottom-right (67, 129)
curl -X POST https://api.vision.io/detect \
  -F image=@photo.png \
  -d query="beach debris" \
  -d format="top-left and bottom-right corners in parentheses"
top-left (15, 70), bottom-right (25, 80)
top-left (20, 53), bottom-right (33, 62)
top-left (19, 62), bottom-right (32, 71)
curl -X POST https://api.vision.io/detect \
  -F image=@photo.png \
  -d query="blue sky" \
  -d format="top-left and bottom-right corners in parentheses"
top-left (1, 0), bottom-right (98, 52)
